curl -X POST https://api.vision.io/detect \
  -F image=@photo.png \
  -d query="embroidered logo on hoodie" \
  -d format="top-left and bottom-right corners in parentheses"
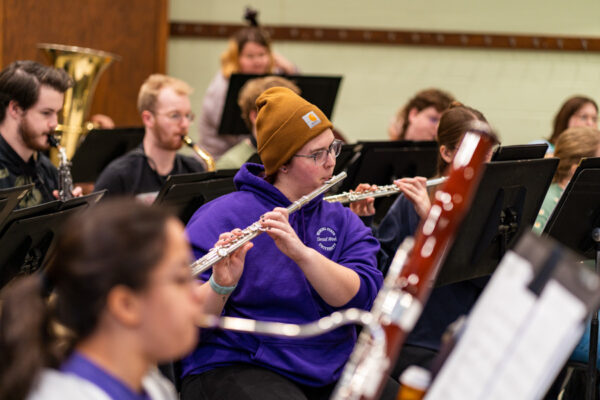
top-left (316, 226), bottom-right (337, 251)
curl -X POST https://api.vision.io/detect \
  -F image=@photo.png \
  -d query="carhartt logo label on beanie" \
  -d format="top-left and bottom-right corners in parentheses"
top-left (255, 87), bottom-right (333, 175)
top-left (302, 111), bottom-right (321, 128)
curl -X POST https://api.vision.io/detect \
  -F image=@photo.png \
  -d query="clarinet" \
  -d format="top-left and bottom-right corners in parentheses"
top-left (48, 135), bottom-right (74, 201)
top-left (191, 171), bottom-right (347, 277)
top-left (324, 176), bottom-right (447, 204)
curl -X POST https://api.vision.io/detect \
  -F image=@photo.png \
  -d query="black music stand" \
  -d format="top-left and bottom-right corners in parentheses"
top-left (434, 157), bottom-right (559, 287)
top-left (339, 140), bottom-right (438, 223)
top-left (491, 143), bottom-right (548, 161)
top-left (0, 191), bottom-right (104, 288)
top-left (0, 200), bottom-right (93, 288)
top-left (0, 199), bottom-right (61, 235)
top-left (60, 191), bottom-right (106, 210)
top-left (0, 189), bottom-right (105, 234)
top-left (543, 157), bottom-right (600, 400)
top-left (153, 170), bottom-right (237, 224)
top-left (544, 158), bottom-right (600, 259)
top-left (71, 127), bottom-right (145, 182)
top-left (0, 184), bottom-right (34, 227)
top-left (342, 141), bottom-right (438, 190)
top-left (218, 74), bottom-right (342, 135)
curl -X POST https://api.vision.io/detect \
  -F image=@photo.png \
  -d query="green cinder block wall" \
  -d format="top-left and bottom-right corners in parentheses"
top-left (169, 0), bottom-right (600, 146)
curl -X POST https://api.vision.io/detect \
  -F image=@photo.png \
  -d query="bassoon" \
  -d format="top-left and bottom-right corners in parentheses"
top-left (331, 120), bottom-right (498, 400)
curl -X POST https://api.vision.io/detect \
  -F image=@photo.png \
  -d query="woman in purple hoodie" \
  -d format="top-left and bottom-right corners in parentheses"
top-left (182, 87), bottom-right (387, 400)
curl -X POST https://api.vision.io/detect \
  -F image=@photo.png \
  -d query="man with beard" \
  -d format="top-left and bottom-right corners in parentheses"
top-left (0, 60), bottom-right (78, 208)
top-left (94, 74), bottom-right (205, 202)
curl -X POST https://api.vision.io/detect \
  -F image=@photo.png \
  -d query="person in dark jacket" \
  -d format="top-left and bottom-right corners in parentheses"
top-left (94, 74), bottom-right (204, 203)
top-left (0, 60), bottom-right (80, 208)
top-left (377, 103), bottom-right (495, 379)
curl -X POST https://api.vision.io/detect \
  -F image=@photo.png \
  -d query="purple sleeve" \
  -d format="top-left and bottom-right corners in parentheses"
top-left (335, 207), bottom-right (383, 311)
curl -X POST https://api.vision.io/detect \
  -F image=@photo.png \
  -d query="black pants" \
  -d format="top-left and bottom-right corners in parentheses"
top-left (181, 364), bottom-right (399, 400)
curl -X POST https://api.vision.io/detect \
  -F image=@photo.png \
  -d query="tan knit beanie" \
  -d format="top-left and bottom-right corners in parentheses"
top-left (255, 87), bottom-right (332, 175)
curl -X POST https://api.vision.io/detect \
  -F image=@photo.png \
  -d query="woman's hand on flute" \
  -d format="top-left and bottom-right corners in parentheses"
top-left (393, 177), bottom-right (431, 219)
top-left (260, 207), bottom-right (309, 262)
top-left (198, 230), bottom-right (252, 316)
top-left (349, 183), bottom-right (377, 217)
top-left (211, 229), bottom-right (253, 287)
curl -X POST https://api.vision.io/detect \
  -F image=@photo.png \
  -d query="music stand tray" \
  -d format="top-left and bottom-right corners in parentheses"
top-left (59, 190), bottom-right (106, 211)
top-left (0, 199), bottom-right (61, 236)
top-left (154, 170), bottom-right (237, 224)
top-left (435, 157), bottom-right (559, 286)
top-left (492, 143), bottom-right (548, 161)
top-left (0, 190), bottom-right (105, 238)
top-left (71, 127), bottom-right (145, 182)
top-left (0, 202), bottom-right (90, 288)
top-left (341, 140), bottom-right (438, 190)
top-left (218, 74), bottom-right (342, 136)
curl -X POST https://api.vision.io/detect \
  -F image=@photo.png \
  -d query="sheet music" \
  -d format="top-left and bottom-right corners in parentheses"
top-left (426, 251), bottom-right (587, 400)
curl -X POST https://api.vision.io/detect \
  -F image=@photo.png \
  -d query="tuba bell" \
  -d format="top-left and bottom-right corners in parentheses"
top-left (38, 43), bottom-right (119, 164)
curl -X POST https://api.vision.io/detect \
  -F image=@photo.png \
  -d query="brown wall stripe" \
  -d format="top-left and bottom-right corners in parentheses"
top-left (170, 21), bottom-right (600, 52)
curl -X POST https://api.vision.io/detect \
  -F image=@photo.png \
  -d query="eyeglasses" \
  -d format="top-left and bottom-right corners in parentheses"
top-left (293, 139), bottom-right (343, 165)
top-left (153, 111), bottom-right (195, 123)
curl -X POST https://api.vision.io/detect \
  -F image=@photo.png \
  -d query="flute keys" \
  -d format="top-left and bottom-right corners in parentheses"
top-left (217, 248), bottom-right (228, 257)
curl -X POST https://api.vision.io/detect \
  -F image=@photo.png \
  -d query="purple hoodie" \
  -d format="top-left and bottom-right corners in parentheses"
top-left (181, 163), bottom-right (382, 387)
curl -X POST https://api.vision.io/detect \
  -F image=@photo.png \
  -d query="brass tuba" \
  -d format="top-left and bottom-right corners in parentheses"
top-left (38, 43), bottom-right (119, 164)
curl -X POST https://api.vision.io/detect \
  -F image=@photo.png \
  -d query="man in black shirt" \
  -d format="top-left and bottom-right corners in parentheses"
top-left (0, 61), bottom-right (78, 208)
top-left (94, 74), bottom-right (205, 202)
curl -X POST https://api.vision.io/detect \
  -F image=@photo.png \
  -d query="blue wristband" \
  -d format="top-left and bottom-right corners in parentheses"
top-left (209, 275), bottom-right (237, 295)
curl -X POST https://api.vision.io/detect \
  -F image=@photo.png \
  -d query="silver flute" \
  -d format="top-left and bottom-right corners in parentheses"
top-left (198, 308), bottom-right (384, 343)
top-left (197, 308), bottom-right (387, 397)
top-left (323, 176), bottom-right (447, 204)
top-left (190, 171), bottom-right (347, 277)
